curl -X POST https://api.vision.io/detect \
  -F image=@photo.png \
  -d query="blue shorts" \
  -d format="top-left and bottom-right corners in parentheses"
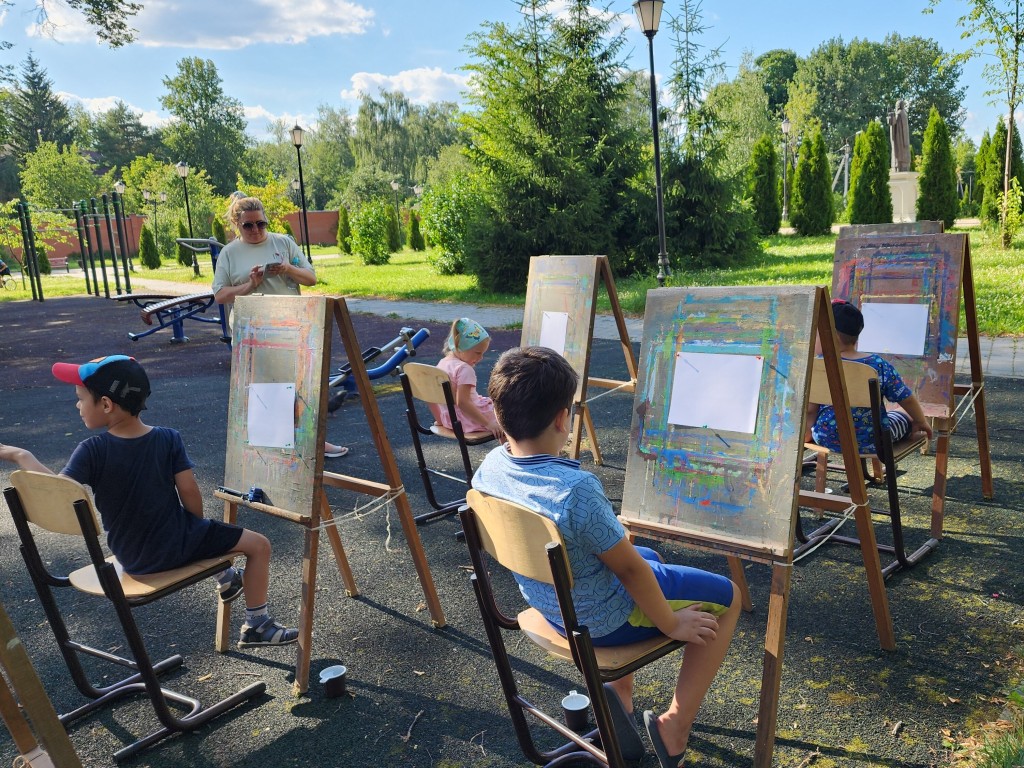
top-left (590, 547), bottom-right (734, 646)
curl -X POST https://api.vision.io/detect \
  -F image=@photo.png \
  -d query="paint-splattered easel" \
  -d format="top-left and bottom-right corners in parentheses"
top-left (520, 255), bottom-right (637, 464)
top-left (619, 285), bottom-right (894, 768)
top-left (213, 295), bottom-right (445, 695)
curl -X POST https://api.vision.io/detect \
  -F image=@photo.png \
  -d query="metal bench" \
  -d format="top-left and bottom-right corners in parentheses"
top-left (116, 292), bottom-right (226, 344)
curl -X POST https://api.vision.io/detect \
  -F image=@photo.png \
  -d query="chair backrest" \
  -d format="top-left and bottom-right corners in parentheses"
top-left (10, 470), bottom-right (101, 536)
top-left (402, 362), bottom-right (452, 406)
top-left (807, 358), bottom-right (877, 409)
top-left (465, 489), bottom-right (569, 587)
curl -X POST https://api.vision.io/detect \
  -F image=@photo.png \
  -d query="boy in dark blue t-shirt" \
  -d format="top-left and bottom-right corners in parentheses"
top-left (0, 355), bottom-right (297, 648)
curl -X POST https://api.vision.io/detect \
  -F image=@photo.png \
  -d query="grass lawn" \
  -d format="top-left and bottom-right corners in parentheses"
top-left (4, 228), bottom-right (1023, 335)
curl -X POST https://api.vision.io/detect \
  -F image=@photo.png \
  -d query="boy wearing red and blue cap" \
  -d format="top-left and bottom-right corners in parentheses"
top-left (0, 355), bottom-right (298, 648)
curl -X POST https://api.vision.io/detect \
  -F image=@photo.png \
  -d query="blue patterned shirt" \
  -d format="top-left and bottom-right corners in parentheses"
top-left (811, 353), bottom-right (913, 453)
top-left (472, 446), bottom-right (633, 638)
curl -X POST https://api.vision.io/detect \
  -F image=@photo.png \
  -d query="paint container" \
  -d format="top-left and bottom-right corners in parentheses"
top-left (320, 665), bottom-right (348, 698)
top-left (561, 689), bottom-right (590, 731)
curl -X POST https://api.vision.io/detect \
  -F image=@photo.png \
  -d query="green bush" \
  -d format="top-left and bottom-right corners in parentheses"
top-left (35, 244), bottom-right (51, 275)
top-left (139, 226), bottom-right (160, 270)
top-left (422, 177), bottom-right (480, 276)
top-left (746, 134), bottom-right (781, 236)
top-left (176, 221), bottom-right (191, 267)
top-left (387, 206), bottom-right (402, 252)
top-left (406, 210), bottom-right (426, 251)
top-left (282, 219), bottom-right (295, 238)
top-left (847, 120), bottom-right (893, 224)
top-left (212, 217), bottom-right (227, 246)
top-left (337, 205), bottom-right (351, 253)
top-left (916, 107), bottom-right (959, 229)
top-left (790, 129), bottom-right (834, 236)
top-left (351, 199), bottom-right (392, 265)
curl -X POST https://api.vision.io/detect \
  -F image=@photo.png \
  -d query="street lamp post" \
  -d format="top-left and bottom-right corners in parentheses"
top-left (175, 162), bottom-right (199, 275)
top-left (633, 0), bottom-right (671, 287)
top-left (290, 178), bottom-right (306, 246)
top-left (781, 117), bottom-right (791, 224)
top-left (291, 124), bottom-right (312, 259)
top-left (112, 180), bottom-right (132, 273)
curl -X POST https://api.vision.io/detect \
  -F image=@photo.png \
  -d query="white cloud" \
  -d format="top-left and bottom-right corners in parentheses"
top-left (340, 67), bottom-right (470, 105)
top-left (59, 91), bottom-right (166, 129)
top-left (27, 0), bottom-right (374, 50)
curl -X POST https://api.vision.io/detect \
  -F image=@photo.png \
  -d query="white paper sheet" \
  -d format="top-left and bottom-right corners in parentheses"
top-left (858, 302), bottom-right (929, 356)
top-left (538, 311), bottom-right (569, 355)
top-left (246, 383), bottom-right (295, 448)
top-left (668, 352), bottom-right (763, 435)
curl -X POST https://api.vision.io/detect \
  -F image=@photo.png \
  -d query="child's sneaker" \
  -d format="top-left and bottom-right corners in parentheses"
top-left (217, 567), bottom-right (245, 604)
top-left (238, 617), bottom-right (299, 648)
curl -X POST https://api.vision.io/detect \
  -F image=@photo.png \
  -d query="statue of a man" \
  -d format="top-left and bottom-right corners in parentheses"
top-left (887, 99), bottom-right (911, 172)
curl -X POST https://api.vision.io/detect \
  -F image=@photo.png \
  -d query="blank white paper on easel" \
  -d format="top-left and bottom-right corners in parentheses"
top-left (247, 383), bottom-right (295, 448)
top-left (858, 302), bottom-right (929, 356)
top-left (668, 352), bottom-right (763, 435)
top-left (539, 311), bottom-right (569, 356)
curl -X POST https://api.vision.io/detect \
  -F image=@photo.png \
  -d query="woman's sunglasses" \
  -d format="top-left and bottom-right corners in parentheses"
top-left (242, 220), bottom-right (268, 231)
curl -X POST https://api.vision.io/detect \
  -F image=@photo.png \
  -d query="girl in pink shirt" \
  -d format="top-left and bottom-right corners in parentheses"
top-left (436, 318), bottom-right (503, 440)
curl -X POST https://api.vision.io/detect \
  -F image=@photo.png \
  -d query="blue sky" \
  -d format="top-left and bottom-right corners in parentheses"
top-left (0, 0), bottom-right (1000, 146)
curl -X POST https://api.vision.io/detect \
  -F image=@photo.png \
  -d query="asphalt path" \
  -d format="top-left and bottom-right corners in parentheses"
top-left (1, 295), bottom-right (1022, 767)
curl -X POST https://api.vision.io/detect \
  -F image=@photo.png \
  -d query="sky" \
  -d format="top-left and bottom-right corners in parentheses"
top-left (0, 0), bottom-right (1002, 148)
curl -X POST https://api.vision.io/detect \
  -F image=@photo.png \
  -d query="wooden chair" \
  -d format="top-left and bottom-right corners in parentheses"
top-left (400, 362), bottom-right (496, 524)
top-left (797, 358), bottom-right (930, 577)
top-left (3, 471), bottom-right (265, 762)
top-left (460, 489), bottom-right (685, 768)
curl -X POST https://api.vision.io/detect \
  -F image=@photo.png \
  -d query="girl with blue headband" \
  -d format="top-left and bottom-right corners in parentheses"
top-left (436, 318), bottom-right (503, 440)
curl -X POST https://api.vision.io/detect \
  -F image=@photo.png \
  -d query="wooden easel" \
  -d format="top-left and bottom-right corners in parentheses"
top-left (520, 255), bottom-right (637, 464)
top-left (833, 233), bottom-right (994, 548)
top-left (214, 296), bottom-right (445, 695)
top-left (619, 285), bottom-right (893, 768)
top-left (0, 599), bottom-right (83, 768)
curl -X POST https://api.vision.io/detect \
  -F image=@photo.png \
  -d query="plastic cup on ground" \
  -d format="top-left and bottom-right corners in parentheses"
top-left (561, 689), bottom-right (590, 731)
top-left (320, 665), bottom-right (348, 697)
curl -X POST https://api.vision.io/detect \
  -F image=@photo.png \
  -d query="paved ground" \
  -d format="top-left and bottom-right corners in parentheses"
top-left (0, 294), bottom-right (1022, 768)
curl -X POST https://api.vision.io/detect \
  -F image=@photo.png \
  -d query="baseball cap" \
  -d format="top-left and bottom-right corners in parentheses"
top-left (832, 299), bottom-right (865, 337)
top-left (52, 355), bottom-right (151, 411)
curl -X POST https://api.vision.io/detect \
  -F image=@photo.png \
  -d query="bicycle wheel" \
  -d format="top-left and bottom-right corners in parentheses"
top-left (1, 275), bottom-right (15, 290)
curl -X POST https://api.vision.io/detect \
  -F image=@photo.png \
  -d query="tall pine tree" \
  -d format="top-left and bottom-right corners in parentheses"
top-left (847, 120), bottom-right (893, 224)
top-left (916, 107), bottom-right (959, 228)
top-left (980, 119), bottom-right (1024, 225)
top-left (790, 128), bottom-right (834, 235)
top-left (9, 53), bottom-right (74, 158)
top-left (746, 134), bottom-right (781, 235)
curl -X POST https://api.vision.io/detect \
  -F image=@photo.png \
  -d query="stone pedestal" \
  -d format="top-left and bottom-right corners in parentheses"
top-left (888, 171), bottom-right (919, 223)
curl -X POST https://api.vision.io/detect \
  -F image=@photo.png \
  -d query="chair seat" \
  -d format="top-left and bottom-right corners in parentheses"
top-left (430, 423), bottom-right (494, 444)
top-left (70, 554), bottom-right (236, 600)
top-left (518, 607), bottom-right (678, 670)
top-left (803, 432), bottom-right (926, 465)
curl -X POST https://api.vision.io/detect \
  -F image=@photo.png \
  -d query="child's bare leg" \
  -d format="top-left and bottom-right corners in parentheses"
top-left (608, 674), bottom-right (634, 713)
top-left (651, 582), bottom-right (741, 757)
top-left (232, 530), bottom-right (271, 608)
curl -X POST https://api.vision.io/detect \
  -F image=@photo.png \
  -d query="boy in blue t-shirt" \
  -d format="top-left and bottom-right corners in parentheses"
top-left (472, 346), bottom-right (740, 768)
top-left (0, 355), bottom-right (297, 649)
top-left (809, 300), bottom-right (933, 453)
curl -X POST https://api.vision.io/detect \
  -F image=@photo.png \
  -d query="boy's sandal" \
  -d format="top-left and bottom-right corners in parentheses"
top-left (238, 617), bottom-right (299, 648)
top-left (601, 683), bottom-right (645, 761)
top-left (324, 445), bottom-right (349, 458)
top-left (218, 567), bottom-right (245, 604)
top-left (644, 710), bottom-right (687, 768)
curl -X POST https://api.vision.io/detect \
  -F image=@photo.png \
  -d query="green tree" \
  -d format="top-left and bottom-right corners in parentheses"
top-left (847, 120), bottom-right (893, 224)
top-left (306, 105), bottom-right (356, 210)
top-left (407, 210), bottom-right (425, 251)
top-left (337, 205), bottom-right (351, 253)
top-left (746, 134), bottom-right (781, 235)
top-left (421, 175), bottom-right (481, 275)
top-left (790, 128), bottom-right (834, 235)
top-left (350, 199), bottom-right (392, 265)
top-left (793, 34), bottom-right (965, 154)
top-left (211, 217), bottom-right (227, 246)
top-left (916, 107), bottom-right (959, 228)
top-left (233, 177), bottom-right (298, 234)
top-left (462, 0), bottom-right (646, 290)
top-left (980, 118), bottom-right (1024, 223)
top-left (159, 58), bottom-right (250, 194)
top-left (175, 220), bottom-right (190, 267)
top-left (705, 54), bottom-right (776, 179)
top-left (8, 54), bottom-right (74, 157)
top-left (92, 101), bottom-right (160, 175)
top-left (931, 0), bottom-right (1024, 244)
top-left (754, 49), bottom-right (799, 117)
top-left (387, 205), bottom-right (402, 251)
top-left (19, 141), bottom-right (97, 209)
top-left (139, 225), bottom-right (160, 269)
